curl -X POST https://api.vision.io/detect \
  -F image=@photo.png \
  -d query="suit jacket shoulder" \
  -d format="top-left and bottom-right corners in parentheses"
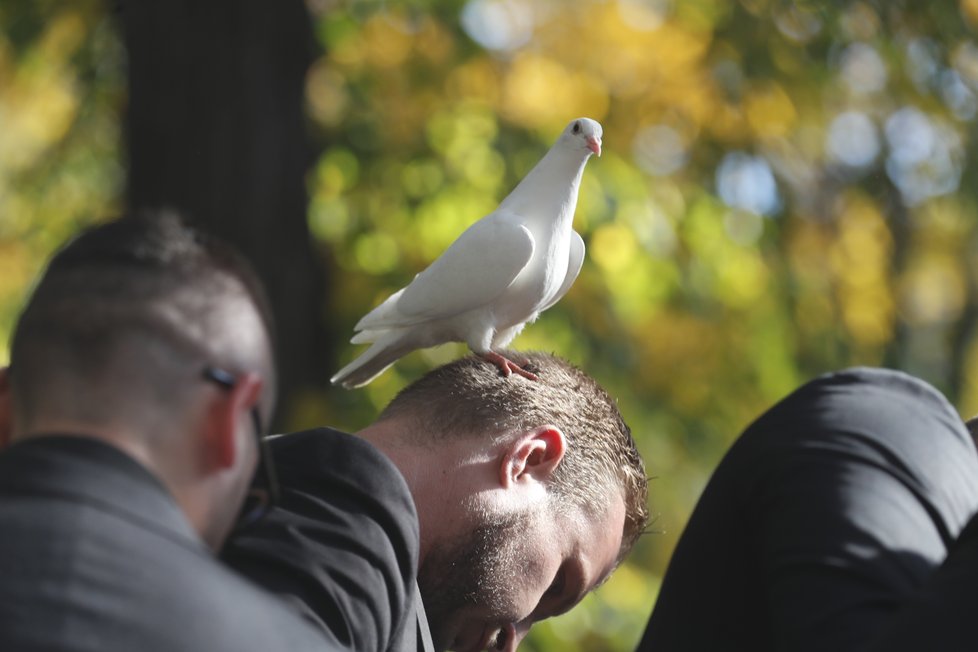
top-left (639, 368), bottom-right (978, 652)
top-left (0, 436), bottom-right (333, 652)
top-left (224, 427), bottom-right (423, 652)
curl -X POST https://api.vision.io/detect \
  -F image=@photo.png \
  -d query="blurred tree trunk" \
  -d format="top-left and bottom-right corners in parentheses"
top-left (118, 0), bottom-right (333, 426)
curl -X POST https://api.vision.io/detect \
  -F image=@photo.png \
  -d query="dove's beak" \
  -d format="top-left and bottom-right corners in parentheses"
top-left (586, 136), bottom-right (602, 157)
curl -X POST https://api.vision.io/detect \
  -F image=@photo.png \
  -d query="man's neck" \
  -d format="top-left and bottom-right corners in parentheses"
top-left (357, 419), bottom-right (502, 567)
top-left (12, 424), bottom-right (218, 550)
top-left (13, 423), bottom-right (158, 472)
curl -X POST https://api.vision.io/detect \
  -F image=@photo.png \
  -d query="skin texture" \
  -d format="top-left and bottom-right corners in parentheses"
top-left (1, 215), bottom-right (277, 551)
top-left (0, 360), bottom-right (268, 552)
top-left (359, 419), bottom-right (626, 652)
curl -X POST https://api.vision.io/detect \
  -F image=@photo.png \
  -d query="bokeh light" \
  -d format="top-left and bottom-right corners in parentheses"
top-left (5, 2), bottom-right (978, 651)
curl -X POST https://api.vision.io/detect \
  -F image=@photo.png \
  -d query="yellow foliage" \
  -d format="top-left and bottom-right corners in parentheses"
top-left (616, 0), bottom-right (668, 31)
top-left (445, 58), bottom-right (502, 106)
top-left (841, 287), bottom-right (894, 346)
top-left (914, 196), bottom-right (973, 247)
top-left (633, 311), bottom-right (723, 412)
top-left (745, 82), bottom-right (797, 139)
top-left (716, 247), bottom-right (769, 309)
top-left (614, 256), bottom-right (678, 321)
top-left (9, 3), bottom-right (978, 651)
top-left (0, 242), bottom-right (33, 304)
top-left (362, 14), bottom-right (413, 69)
top-left (723, 209), bottom-right (764, 246)
top-left (510, 309), bottom-right (584, 360)
top-left (457, 146), bottom-right (506, 190)
top-left (501, 53), bottom-right (609, 127)
top-left (401, 159), bottom-right (445, 199)
top-left (829, 195), bottom-right (894, 345)
top-left (36, 11), bottom-right (87, 60)
top-left (309, 197), bottom-right (351, 243)
top-left (312, 148), bottom-right (361, 198)
top-left (560, 5), bottom-right (711, 99)
top-left (306, 61), bottom-right (350, 127)
top-left (0, 11), bottom-right (84, 174)
top-left (842, 2), bottom-right (882, 40)
top-left (591, 223), bottom-right (638, 274)
top-left (899, 254), bottom-right (967, 326)
top-left (682, 194), bottom-right (727, 258)
top-left (414, 18), bottom-right (455, 65)
top-left (353, 231), bottom-right (400, 274)
top-left (788, 220), bottom-right (834, 282)
top-left (411, 186), bottom-right (497, 262)
top-left (959, 336), bottom-right (978, 418)
top-left (618, 199), bottom-right (678, 258)
top-left (329, 29), bottom-right (365, 70)
top-left (426, 105), bottom-right (498, 154)
top-left (964, 0), bottom-right (978, 28)
top-left (793, 290), bottom-right (835, 336)
top-left (602, 560), bottom-right (659, 610)
top-left (740, 0), bottom-right (774, 16)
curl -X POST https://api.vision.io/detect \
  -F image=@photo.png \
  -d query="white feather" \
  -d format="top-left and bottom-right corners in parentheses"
top-left (331, 117), bottom-right (602, 388)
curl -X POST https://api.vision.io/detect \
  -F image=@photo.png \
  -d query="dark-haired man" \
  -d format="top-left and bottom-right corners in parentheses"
top-left (0, 214), bottom-right (335, 651)
top-left (225, 352), bottom-right (650, 652)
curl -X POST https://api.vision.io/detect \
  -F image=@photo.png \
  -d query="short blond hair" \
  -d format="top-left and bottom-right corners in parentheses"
top-left (378, 351), bottom-right (649, 556)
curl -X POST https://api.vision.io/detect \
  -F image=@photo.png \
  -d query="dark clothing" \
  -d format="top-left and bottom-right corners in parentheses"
top-left (869, 493), bottom-right (978, 650)
top-left (224, 428), bottom-right (433, 652)
top-left (638, 368), bottom-right (978, 652)
top-left (0, 436), bottom-right (332, 652)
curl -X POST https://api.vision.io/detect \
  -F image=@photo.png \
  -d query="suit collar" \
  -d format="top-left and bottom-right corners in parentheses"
top-left (0, 435), bottom-right (206, 552)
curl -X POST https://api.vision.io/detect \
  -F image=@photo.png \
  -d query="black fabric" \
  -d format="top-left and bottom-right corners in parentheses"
top-left (868, 488), bottom-right (978, 650)
top-left (638, 367), bottom-right (978, 652)
top-left (0, 435), bottom-right (334, 652)
top-left (223, 427), bottom-right (428, 652)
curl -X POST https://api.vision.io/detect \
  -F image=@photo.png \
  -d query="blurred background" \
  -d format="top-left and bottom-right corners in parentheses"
top-left (2, 0), bottom-right (978, 649)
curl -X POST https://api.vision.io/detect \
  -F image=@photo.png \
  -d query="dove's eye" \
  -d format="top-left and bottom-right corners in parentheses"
top-left (572, 121), bottom-right (581, 134)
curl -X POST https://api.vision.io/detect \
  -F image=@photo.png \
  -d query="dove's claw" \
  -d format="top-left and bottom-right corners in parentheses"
top-left (482, 351), bottom-right (540, 382)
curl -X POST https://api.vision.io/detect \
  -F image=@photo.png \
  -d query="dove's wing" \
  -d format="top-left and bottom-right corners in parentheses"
top-left (356, 213), bottom-right (535, 329)
top-left (539, 230), bottom-right (585, 313)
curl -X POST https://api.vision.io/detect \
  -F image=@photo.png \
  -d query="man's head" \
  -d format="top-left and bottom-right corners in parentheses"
top-left (364, 351), bottom-right (649, 651)
top-left (1, 212), bottom-right (276, 548)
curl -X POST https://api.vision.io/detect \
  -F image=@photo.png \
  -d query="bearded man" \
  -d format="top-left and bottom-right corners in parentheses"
top-left (224, 352), bottom-right (649, 652)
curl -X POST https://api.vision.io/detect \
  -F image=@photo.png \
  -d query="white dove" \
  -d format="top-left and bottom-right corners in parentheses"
top-left (331, 117), bottom-right (602, 388)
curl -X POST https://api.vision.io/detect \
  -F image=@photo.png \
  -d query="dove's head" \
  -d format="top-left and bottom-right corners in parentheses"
top-left (560, 117), bottom-right (602, 157)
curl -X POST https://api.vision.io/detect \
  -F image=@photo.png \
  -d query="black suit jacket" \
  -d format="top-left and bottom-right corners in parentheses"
top-left (224, 428), bottom-right (433, 652)
top-left (0, 436), bottom-right (334, 652)
top-left (868, 482), bottom-right (978, 650)
top-left (638, 368), bottom-right (978, 652)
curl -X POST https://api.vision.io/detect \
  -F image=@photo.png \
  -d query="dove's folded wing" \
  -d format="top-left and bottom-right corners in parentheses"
top-left (540, 230), bottom-right (585, 312)
top-left (355, 214), bottom-right (535, 330)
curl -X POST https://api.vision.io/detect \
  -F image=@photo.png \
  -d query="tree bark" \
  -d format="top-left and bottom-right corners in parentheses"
top-left (119, 0), bottom-right (333, 426)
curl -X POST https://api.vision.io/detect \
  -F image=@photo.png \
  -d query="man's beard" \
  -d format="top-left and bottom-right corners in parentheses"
top-left (417, 507), bottom-right (536, 651)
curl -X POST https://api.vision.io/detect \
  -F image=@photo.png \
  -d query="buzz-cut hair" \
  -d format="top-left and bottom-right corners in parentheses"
top-left (8, 211), bottom-right (275, 429)
top-left (377, 351), bottom-right (650, 556)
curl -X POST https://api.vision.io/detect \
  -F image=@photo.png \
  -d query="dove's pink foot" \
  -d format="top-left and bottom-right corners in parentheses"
top-left (482, 351), bottom-right (539, 381)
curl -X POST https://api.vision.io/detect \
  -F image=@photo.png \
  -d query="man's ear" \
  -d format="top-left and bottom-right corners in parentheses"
top-left (203, 372), bottom-right (263, 471)
top-left (0, 368), bottom-right (12, 450)
top-left (499, 426), bottom-right (567, 488)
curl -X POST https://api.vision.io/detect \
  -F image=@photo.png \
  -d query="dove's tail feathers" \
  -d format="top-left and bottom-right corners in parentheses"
top-left (330, 333), bottom-right (418, 389)
top-left (350, 328), bottom-right (386, 345)
top-left (354, 288), bottom-right (406, 331)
